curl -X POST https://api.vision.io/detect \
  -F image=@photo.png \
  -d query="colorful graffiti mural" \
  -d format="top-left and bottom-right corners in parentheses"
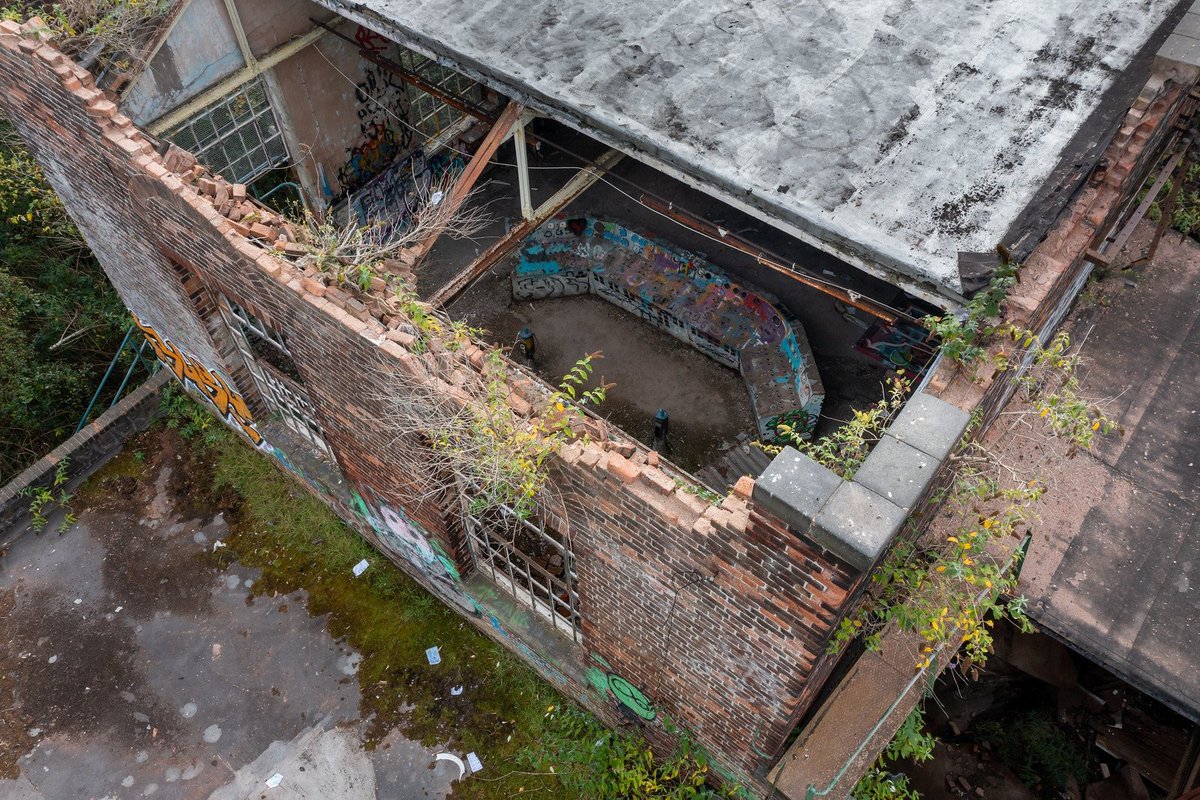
top-left (132, 312), bottom-right (266, 448)
top-left (348, 149), bottom-right (464, 233)
top-left (335, 52), bottom-right (414, 196)
top-left (586, 653), bottom-right (656, 720)
top-left (513, 217), bottom-right (825, 439)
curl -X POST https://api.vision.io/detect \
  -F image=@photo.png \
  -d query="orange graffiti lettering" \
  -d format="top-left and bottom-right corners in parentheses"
top-left (132, 313), bottom-right (264, 446)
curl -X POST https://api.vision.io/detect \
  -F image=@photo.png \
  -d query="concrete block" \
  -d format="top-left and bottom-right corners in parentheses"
top-left (854, 435), bottom-right (938, 509)
top-left (1160, 33), bottom-right (1200, 67)
top-left (810, 482), bottom-right (907, 571)
top-left (887, 391), bottom-right (970, 460)
top-left (752, 446), bottom-right (841, 533)
top-left (1178, 11), bottom-right (1200, 40)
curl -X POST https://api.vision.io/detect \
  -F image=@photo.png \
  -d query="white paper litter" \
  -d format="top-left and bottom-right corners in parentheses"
top-left (265, 773), bottom-right (283, 788)
top-left (450, 685), bottom-right (464, 696)
top-left (466, 752), bottom-right (483, 773)
top-left (352, 559), bottom-right (369, 576)
top-left (425, 646), bottom-right (441, 665)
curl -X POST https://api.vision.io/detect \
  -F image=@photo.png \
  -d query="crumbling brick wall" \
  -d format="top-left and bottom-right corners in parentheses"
top-left (0, 22), bottom-right (865, 791)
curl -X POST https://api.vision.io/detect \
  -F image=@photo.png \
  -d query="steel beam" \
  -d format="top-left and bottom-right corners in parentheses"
top-left (429, 147), bottom-right (624, 307)
top-left (514, 119), bottom-right (533, 220)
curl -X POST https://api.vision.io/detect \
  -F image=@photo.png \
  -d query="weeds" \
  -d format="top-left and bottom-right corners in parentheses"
top-left (20, 457), bottom-right (75, 534)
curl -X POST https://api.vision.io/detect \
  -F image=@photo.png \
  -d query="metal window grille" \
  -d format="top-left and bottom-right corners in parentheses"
top-left (217, 296), bottom-right (336, 462)
top-left (397, 50), bottom-right (483, 144)
top-left (463, 503), bottom-right (583, 643)
top-left (162, 78), bottom-right (290, 184)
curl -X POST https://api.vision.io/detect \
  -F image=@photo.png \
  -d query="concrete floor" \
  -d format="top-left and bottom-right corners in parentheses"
top-left (0, 445), bottom-right (458, 799)
top-left (427, 121), bottom-right (909, 461)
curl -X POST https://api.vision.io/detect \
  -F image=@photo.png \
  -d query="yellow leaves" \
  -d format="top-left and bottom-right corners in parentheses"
top-left (982, 518), bottom-right (994, 530)
top-left (935, 565), bottom-right (946, 573)
top-left (1092, 420), bottom-right (1101, 431)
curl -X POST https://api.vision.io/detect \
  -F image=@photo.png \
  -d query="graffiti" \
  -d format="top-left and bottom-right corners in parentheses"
top-left (349, 149), bottom-right (464, 233)
top-left (487, 614), bottom-right (569, 685)
top-left (336, 59), bottom-right (414, 196)
top-left (515, 216), bottom-right (826, 439)
top-left (353, 24), bottom-right (389, 54)
top-left (132, 313), bottom-right (265, 448)
top-left (586, 653), bottom-right (656, 720)
top-left (349, 485), bottom-right (479, 611)
top-left (511, 271), bottom-right (590, 300)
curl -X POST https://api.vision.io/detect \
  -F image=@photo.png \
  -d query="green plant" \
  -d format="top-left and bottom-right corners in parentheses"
top-left (853, 708), bottom-right (935, 800)
top-left (675, 479), bottom-right (722, 504)
top-left (766, 372), bottom-right (912, 479)
top-left (20, 457), bottom-right (76, 534)
top-left (977, 711), bottom-right (1086, 791)
top-left (516, 706), bottom-right (742, 799)
top-left (923, 252), bottom-right (1020, 368)
top-left (159, 381), bottom-right (225, 448)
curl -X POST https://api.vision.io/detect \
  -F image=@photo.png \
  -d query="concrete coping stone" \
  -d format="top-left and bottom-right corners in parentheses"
top-left (886, 391), bottom-right (971, 460)
top-left (751, 446), bottom-right (841, 533)
top-left (853, 435), bottom-right (939, 510)
top-left (810, 482), bottom-right (907, 572)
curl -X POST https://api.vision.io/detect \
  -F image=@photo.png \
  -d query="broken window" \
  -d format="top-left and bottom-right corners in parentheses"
top-left (397, 50), bottom-right (483, 146)
top-left (463, 503), bottom-right (583, 643)
top-left (218, 295), bottom-right (336, 462)
top-left (162, 78), bottom-right (290, 185)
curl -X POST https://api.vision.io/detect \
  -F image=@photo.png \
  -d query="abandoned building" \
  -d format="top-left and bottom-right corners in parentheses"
top-left (2, 0), bottom-right (1200, 795)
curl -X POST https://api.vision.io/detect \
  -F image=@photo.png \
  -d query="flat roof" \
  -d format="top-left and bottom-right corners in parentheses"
top-left (1017, 222), bottom-right (1200, 724)
top-left (318, 0), bottom-right (1179, 302)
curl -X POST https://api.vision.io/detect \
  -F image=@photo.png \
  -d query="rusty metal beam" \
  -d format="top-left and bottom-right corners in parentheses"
top-left (638, 196), bottom-right (905, 324)
top-left (415, 101), bottom-right (524, 259)
top-left (429, 148), bottom-right (625, 307)
top-left (310, 17), bottom-right (497, 125)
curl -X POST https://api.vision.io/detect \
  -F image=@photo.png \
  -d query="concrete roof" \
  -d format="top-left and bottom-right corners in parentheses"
top-left (1016, 223), bottom-right (1200, 724)
top-left (318, 0), bottom-right (1179, 301)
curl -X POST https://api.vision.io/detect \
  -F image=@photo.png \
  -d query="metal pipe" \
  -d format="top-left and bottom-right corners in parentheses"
top-left (75, 326), bottom-right (135, 434)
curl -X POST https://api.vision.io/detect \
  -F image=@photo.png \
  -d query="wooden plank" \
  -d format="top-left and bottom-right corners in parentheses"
top-left (415, 101), bottom-right (523, 259)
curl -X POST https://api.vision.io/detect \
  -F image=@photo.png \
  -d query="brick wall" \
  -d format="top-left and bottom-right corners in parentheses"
top-left (0, 22), bottom-right (864, 791)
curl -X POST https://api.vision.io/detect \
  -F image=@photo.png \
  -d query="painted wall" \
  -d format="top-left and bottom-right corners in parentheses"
top-left (514, 216), bottom-right (826, 438)
top-left (122, 0), bottom-right (244, 125)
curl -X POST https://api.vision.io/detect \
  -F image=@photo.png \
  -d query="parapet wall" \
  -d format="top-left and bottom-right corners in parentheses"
top-left (0, 21), bottom-right (863, 792)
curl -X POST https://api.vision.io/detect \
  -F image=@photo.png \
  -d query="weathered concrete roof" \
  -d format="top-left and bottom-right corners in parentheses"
top-left (1017, 223), bottom-right (1200, 724)
top-left (318, 0), bottom-right (1179, 301)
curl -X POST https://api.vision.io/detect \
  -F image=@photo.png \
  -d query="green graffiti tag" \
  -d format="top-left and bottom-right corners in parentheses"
top-left (586, 659), bottom-right (656, 720)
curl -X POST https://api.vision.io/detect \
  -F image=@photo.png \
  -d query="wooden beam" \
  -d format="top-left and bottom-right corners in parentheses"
top-left (415, 101), bottom-right (523, 260)
top-left (429, 148), bottom-right (625, 307)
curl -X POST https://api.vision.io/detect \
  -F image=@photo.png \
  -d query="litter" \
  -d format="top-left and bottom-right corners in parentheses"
top-left (265, 773), bottom-right (283, 788)
top-left (450, 685), bottom-right (464, 696)
top-left (435, 753), bottom-right (465, 780)
top-left (467, 752), bottom-right (483, 773)
top-left (212, 540), bottom-right (225, 551)
top-left (352, 559), bottom-right (370, 576)
top-left (425, 646), bottom-right (441, 665)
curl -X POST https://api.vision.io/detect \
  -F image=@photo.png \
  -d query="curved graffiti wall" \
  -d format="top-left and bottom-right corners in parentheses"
top-left (513, 216), bottom-right (825, 439)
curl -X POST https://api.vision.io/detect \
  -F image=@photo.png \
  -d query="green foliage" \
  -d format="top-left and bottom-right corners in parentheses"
top-left (853, 708), bottom-right (935, 800)
top-left (159, 381), bottom-right (225, 448)
top-left (0, 119), bottom-right (128, 482)
top-left (977, 712), bottom-right (1086, 791)
top-left (769, 372), bottom-right (912, 479)
top-left (517, 706), bottom-right (742, 799)
top-left (994, 328), bottom-right (1119, 450)
top-left (675, 479), bottom-right (722, 504)
top-left (922, 254), bottom-right (1020, 367)
top-left (20, 457), bottom-right (76, 534)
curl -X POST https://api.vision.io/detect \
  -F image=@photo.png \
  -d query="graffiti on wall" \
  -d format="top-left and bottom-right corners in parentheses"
top-left (513, 217), bottom-right (826, 439)
top-left (348, 485), bottom-right (480, 612)
top-left (586, 653), bottom-right (656, 720)
top-left (349, 149), bottom-right (464, 233)
top-left (336, 45), bottom-right (414, 196)
top-left (132, 312), bottom-right (265, 448)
